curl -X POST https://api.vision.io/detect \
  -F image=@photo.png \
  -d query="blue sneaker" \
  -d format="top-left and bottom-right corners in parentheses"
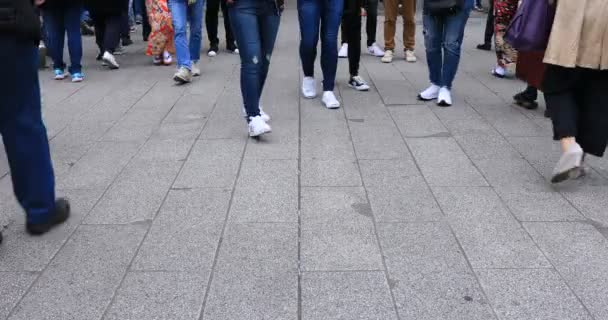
top-left (71, 72), bottom-right (84, 82)
top-left (53, 69), bottom-right (66, 80)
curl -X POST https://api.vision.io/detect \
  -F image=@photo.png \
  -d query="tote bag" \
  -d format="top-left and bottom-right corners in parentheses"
top-left (505, 0), bottom-right (556, 51)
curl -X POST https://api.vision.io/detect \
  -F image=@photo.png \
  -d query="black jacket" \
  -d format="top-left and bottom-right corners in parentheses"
top-left (0, 0), bottom-right (41, 41)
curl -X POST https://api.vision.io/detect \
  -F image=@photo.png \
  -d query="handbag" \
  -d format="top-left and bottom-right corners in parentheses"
top-left (424, 0), bottom-right (465, 16)
top-left (505, 0), bottom-right (556, 51)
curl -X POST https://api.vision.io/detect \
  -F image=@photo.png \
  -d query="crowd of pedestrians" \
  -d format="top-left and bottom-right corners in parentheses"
top-left (1, 0), bottom-right (607, 244)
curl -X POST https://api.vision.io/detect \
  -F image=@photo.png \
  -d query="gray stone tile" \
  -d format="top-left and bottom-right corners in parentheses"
top-left (173, 139), bottom-right (245, 188)
top-left (389, 105), bottom-right (450, 138)
top-left (85, 161), bottom-right (182, 224)
top-left (57, 141), bottom-right (142, 190)
top-left (301, 122), bottom-right (356, 160)
top-left (132, 188), bottom-right (231, 271)
top-left (473, 157), bottom-right (548, 188)
top-left (476, 269), bottom-right (592, 320)
top-left (358, 159), bottom-right (422, 187)
top-left (0, 189), bottom-right (105, 272)
top-left (244, 120), bottom-right (299, 160)
top-left (0, 272), bottom-right (37, 320)
top-left (152, 121), bottom-right (205, 141)
top-left (237, 159), bottom-right (298, 190)
top-left (301, 187), bottom-right (373, 225)
top-left (301, 222), bottom-right (383, 271)
top-left (104, 272), bottom-right (207, 320)
top-left (525, 222), bottom-right (608, 320)
top-left (367, 184), bottom-right (443, 222)
top-left (433, 187), bottom-right (551, 269)
top-left (374, 80), bottom-right (420, 105)
top-left (378, 223), bottom-right (496, 320)
top-left (454, 133), bottom-right (522, 162)
top-left (494, 186), bottom-right (584, 222)
top-left (163, 94), bottom-right (214, 123)
top-left (407, 137), bottom-right (488, 187)
top-left (561, 186), bottom-right (608, 227)
top-left (484, 113), bottom-right (549, 138)
top-left (160, 188), bottom-right (232, 213)
top-left (8, 225), bottom-right (148, 320)
top-left (302, 271), bottom-right (398, 320)
top-left (134, 139), bottom-right (193, 162)
top-left (443, 118), bottom-right (497, 136)
top-left (349, 120), bottom-right (411, 160)
top-left (301, 159), bottom-right (362, 187)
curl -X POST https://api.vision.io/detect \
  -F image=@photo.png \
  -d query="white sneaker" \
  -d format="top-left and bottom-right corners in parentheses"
top-left (367, 43), bottom-right (385, 57)
top-left (348, 76), bottom-right (370, 91)
top-left (338, 43), bottom-right (348, 58)
top-left (242, 106), bottom-right (271, 122)
top-left (405, 50), bottom-right (417, 63)
top-left (234, 48), bottom-right (240, 54)
top-left (381, 50), bottom-right (394, 63)
top-left (191, 62), bottom-right (201, 77)
top-left (207, 50), bottom-right (217, 57)
top-left (418, 84), bottom-right (440, 101)
top-left (163, 51), bottom-right (173, 65)
top-left (322, 91), bottom-right (341, 109)
top-left (248, 115), bottom-right (272, 137)
top-left (102, 51), bottom-right (120, 69)
top-left (552, 143), bottom-right (584, 183)
top-left (302, 77), bottom-right (317, 98)
top-left (437, 87), bottom-right (452, 107)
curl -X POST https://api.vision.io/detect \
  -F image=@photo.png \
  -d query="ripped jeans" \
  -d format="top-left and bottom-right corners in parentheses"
top-left (422, 3), bottom-right (472, 89)
top-left (228, 0), bottom-right (280, 118)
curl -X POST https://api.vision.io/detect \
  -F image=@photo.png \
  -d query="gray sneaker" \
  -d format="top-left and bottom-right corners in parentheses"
top-left (173, 67), bottom-right (192, 84)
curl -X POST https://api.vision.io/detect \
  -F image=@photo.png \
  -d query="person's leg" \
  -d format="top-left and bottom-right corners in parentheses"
top-left (65, 4), bottom-right (83, 74)
top-left (298, 0), bottom-right (321, 78)
top-left (206, 0), bottom-right (220, 48)
top-left (42, 8), bottom-right (66, 72)
top-left (576, 69), bottom-right (608, 157)
top-left (484, 0), bottom-right (495, 44)
top-left (365, 0), bottom-right (378, 47)
top-left (188, 0), bottom-right (204, 64)
top-left (141, 0), bottom-right (152, 40)
top-left (383, 0), bottom-right (397, 51)
top-left (129, 0), bottom-right (135, 26)
top-left (91, 12), bottom-right (106, 53)
top-left (220, 0), bottom-right (236, 48)
top-left (229, 0), bottom-right (263, 117)
top-left (401, 0), bottom-right (416, 51)
top-left (319, 0), bottom-right (343, 91)
top-left (169, 0), bottom-right (191, 69)
top-left (0, 38), bottom-right (56, 225)
top-left (258, 1), bottom-right (280, 97)
top-left (105, 14), bottom-right (123, 53)
top-left (344, 0), bottom-right (361, 77)
top-left (494, 0), bottom-right (517, 69)
top-left (440, 3), bottom-right (472, 89)
top-left (422, 14), bottom-right (443, 87)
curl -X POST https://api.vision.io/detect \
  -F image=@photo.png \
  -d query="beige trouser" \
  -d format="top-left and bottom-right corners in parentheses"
top-left (383, 0), bottom-right (416, 51)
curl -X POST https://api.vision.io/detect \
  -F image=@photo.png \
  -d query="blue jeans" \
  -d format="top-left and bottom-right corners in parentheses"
top-left (298, 0), bottom-right (343, 91)
top-left (423, 4), bottom-right (472, 89)
top-left (0, 37), bottom-right (56, 225)
top-left (43, 5), bottom-right (83, 74)
top-left (229, 0), bottom-right (280, 118)
top-left (169, 0), bottom-right (205, 69)
top-left (81, 9), bottom-right (90, 23)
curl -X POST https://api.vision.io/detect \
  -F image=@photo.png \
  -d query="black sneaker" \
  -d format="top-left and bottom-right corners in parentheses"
top-left (513, 89), bottom-right (539, 110)
top-left (26, 198), bottom-right (71, 236)
top-left (227, 43), bottom-right (239, 54)
top-left (122, 37), bottom-right (134, 46)
top-left (348, 76), bottom-right (370, 91)
top-left (476, 43), bottom-right (491, 51)
top-left (207, 44), bottom-right (219, 57)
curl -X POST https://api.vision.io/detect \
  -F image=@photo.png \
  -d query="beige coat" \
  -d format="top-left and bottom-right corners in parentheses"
top-left (544, 0), bottom-right (608, 70)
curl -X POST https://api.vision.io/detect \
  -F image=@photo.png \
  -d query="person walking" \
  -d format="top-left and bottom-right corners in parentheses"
top-left (40, 0), bottom-right (85, 82)
top-left (342, 0), bottom-right (370, 91)
top-left (338, 0), bottom-right (384, 58)
top-left (491, 0), bottom-right (517, 78)
top-left (417, 0), bottom-right (474, 106)
top-left (146, 0), bottom-right (175, 65)
top-left (542, 0), bottom-right (608, 183)
top-left (206, 0), bottom-right (238, 56)
top-left (298, 0), bottom-right (343, 109)
top-left (86, 0), bottom-right (128, 69)
top-left (228, 0), bottom-right (282, 137)
top-left (169, 0), bottom-right (205, 84)
top-left (0, 0), bottom-right (71, 244)
top-left (381, 0), bottom-right (416, 63)
top-left (476, 0), bottom-right (493, 50)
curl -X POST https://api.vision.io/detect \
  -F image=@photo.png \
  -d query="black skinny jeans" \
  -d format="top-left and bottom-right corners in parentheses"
top-left (544, 65), bottom-right (608, 157)
top-left (341, 0), bottom-right (377, 47)
top-left (206, 0), bottom-right (235, 47)
top-left (342, 0), bottom-right (363, 77)
top-left (483, 0), bottom-right (494, 44)
top-left (91, 12), bottom-right (122, 54)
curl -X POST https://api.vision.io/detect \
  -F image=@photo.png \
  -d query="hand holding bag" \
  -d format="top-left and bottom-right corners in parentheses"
top-left (424, 0), bottom-right (465, 16)
top-left (505, 0), bottom-right (556, 51)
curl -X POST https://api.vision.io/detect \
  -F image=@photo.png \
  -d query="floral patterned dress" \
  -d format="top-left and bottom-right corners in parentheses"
top-left (494, 0), bottom-right (518, 67)
top-left (145, 0), bottom-right (175, 56)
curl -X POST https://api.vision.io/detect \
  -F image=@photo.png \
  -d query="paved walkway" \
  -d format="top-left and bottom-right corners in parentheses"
top-left (2, 8), bottom-right (608, 320)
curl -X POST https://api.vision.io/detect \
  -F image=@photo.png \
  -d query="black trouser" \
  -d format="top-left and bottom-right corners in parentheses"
top-left (120, 9), bottom-right (131, 40)
top-left (544, 65), bottom-right (608, 157)
top-left (483, 0), bottom-right (494, 44)
top-left (91, 12), bottom-right (122, 53)
top-left (206, 0), bottom-right (235, 47)
top-left (343, 0), bottom-right (362, 77)
top-left (341, 0), bottom-right (377, 47)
